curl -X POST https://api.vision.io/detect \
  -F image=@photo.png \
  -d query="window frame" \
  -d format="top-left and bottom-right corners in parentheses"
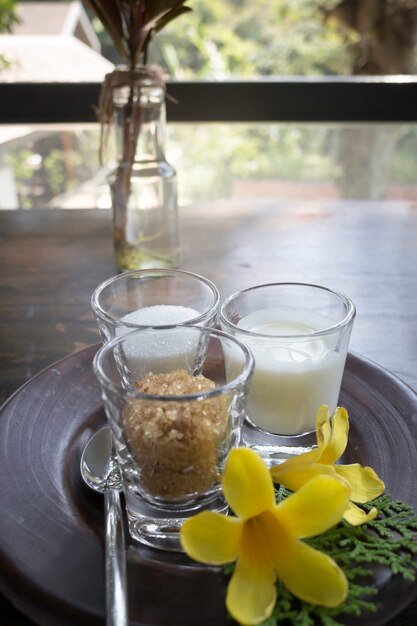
top-left (1, 77), bottom-right (417, 124)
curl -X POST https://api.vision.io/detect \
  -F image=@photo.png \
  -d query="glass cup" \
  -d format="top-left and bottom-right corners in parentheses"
top-left (220, 282), bottom-right (355, 461)
top-left (91, 268), bottom-right (220, 342)
top-left (93, 325), bottom-right (254, 551)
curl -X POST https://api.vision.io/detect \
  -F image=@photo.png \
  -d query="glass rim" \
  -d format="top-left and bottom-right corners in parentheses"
top-left (93, 324), bottom-right (254, 400)
top-left (91, 268), bottom-right (220, 329)
top-left (219, 282), bottom-right (356, 339)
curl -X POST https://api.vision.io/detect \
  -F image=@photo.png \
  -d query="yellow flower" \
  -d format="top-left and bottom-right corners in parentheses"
top-left (271, 406), bottom-right (385, 525)
top-left (180, 447), bottom-right (349, 626)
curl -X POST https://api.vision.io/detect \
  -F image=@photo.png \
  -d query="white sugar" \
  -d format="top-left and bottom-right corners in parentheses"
top-left (120, 304), bottom-right (201, 327)
top-left (119, 305), bottom-right (202, 378)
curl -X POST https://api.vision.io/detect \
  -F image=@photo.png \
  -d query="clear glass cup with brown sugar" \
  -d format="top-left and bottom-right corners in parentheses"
top-left (93, 324), bottom-right (254, 551)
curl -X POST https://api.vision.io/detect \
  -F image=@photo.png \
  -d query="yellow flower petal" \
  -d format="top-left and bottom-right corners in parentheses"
top-left (318, 407), bottom-right (349, 464)
top-left (276, 475), bottom-right (350, 539)
top-left (180, 511), bottom-right (243, 564)
top-left (343, 502), bottom-right (379, 525)
top-left (315, 404), bottom-right (332, 450)
top-left (271, 446), bottom-right (321, 470)
top-left (226, 522), bottom-right (276, 625)
top-left (245, 509), bottom-right (347, 608)
top-left (334, 464), bottom-right (385, 503)
top-left (271, 462), bottom-right (337, 492)
top-left (276, 539), bottom-right (348, 607)
top-left (222, 448), bottom-right (275, 520)
top-left (269, 405), bottom-right (332, 473)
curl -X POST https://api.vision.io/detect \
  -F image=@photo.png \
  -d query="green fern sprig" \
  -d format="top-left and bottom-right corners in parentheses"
top-left (226, 491), bottom-right (417, 626)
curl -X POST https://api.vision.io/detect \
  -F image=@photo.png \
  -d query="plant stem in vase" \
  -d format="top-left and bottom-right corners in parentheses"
top-left (87, 0), bottom-right (192, 271)
top-left (102, 67), bottom-right (179, 270)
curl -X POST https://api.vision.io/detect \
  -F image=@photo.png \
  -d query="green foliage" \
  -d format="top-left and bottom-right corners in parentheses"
top-left (4, 149), bottom-right (36, 208)
top-left (0, 0), bottom-right (18, 33)
top-left (148, 0), bottom-right (351, 78)
top-left (225, 489), bottom-right (417, 625)
top-left (5, 130), bottom-right (100, 209)
top-left (391, 128), bottom-right (417, 184)
top-left (255, 488), bottom-right (417, 626)
top-left (168, 123), bottom-right (340, 204)
top-left (43, 150), bottom-right (69, 196)
top-left (0, 0), bottom-right (18, 70)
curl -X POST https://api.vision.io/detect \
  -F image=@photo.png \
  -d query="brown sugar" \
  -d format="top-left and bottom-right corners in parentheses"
top-left (123, 369), bottom-right (228, 499)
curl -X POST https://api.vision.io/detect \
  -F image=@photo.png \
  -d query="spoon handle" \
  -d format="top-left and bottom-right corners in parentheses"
top-left (104, 487), bottom-right (129, 626)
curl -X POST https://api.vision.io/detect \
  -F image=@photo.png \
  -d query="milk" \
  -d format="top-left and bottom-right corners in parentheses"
top-left (118, 305), bottom-right (202, 377)
top-left (231, 308), bottom-right (347, 436)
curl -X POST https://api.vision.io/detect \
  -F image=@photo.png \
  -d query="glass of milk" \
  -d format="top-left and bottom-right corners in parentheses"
top-left (91, 268), bottom-right (220, 342)
top-left (220, 283), bottom-right (355, 459)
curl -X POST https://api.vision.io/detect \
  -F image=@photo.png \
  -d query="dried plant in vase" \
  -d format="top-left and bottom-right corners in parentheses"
top-left (86, 0), bottom-right (192, 270)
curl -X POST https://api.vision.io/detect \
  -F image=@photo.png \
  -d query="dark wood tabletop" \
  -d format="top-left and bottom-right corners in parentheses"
top-left (1, 202), bottom-right (417, 625)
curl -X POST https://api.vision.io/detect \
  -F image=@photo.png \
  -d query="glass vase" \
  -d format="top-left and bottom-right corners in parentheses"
top-left (107, 66), bottom-right (180, 271)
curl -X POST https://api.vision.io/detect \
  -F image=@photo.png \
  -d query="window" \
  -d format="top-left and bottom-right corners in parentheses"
top-left (1, 0), bottom-right (417, 208)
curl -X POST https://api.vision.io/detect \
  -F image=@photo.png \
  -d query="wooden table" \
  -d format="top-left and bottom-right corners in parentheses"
top-left (1, 202), bottom-right (417, 625)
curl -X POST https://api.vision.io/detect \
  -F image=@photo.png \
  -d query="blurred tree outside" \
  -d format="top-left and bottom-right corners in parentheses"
top-left (328, 0), bottom-right (417, 199)
top-left (4, 130), bottom-right (101, 208)
top-left (148, 0), bottom-right (417, 202)
top-left (0, 0), bottom-right (18, 209)
top-left (147, 0), bottom-right (352, 77)
top-left (9, 0), bottom-right (353, 207)
top-left (327, 0), bottom-right (417, 74)
top-left (0, 0), bottom-right (17, 31)
top-left (149, 0), bottom-right (352, 203)
top-left (3, 0), bottom-right (417, 206)
top-left (0, 0), bottom-right (18, 67)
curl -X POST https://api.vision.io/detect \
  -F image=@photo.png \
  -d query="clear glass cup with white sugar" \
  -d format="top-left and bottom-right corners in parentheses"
top-left (91, 268), bottom-right (220, 342)
top-left (219, 282), bottom-right (355, 463)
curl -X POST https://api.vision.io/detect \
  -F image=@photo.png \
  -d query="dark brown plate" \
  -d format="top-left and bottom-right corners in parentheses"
top-left (0, 346), bottom-right (417, 626)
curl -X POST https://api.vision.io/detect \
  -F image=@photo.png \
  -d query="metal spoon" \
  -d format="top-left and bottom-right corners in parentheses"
top-left (81, 427), bottom-right (129, 626)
